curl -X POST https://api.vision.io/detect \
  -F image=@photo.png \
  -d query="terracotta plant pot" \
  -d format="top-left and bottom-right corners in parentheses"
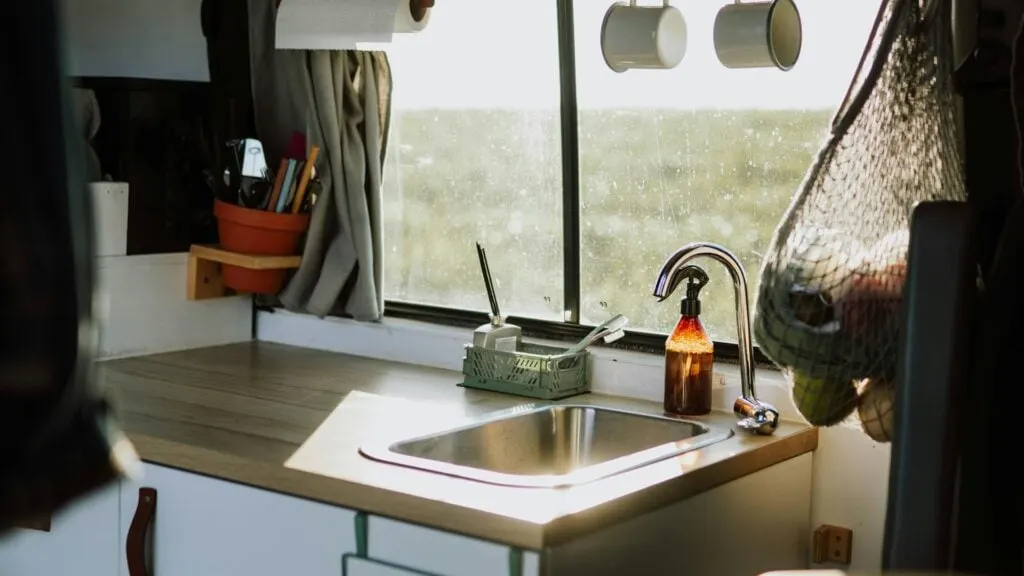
top-left (214, 200), bottom-right (311, 295)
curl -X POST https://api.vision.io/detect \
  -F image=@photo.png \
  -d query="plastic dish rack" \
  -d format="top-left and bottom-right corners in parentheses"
top-left (460, 343), bottom-right (590, 400)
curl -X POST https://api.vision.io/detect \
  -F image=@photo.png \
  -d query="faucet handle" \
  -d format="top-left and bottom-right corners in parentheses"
top-left (734, 397), bottom-right (780, 435)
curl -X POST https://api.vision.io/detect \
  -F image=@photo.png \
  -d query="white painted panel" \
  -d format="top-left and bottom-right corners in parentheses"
top-left (369, 516), bottom-right (511, 576)
top-left (810, 426), bottom-right (891, 571)
top-left (546, 453), bottom-right (813, 576)
top-left (97, 253), bottom-right (251, 359)
top-left (63, 0), bottom-right (210, 81)
top-left (258, 310), bottom-right (469, 372)
top-left (344, 556), bottom-right (426, 576)
top-left (119, 464), bottom-right (356, 576)
top-left (523, 551), bottom-right (540, 576)
top-left (344, 547), bottom-right (539, 576)
top-left (0, 484), bottom-right (120, 576)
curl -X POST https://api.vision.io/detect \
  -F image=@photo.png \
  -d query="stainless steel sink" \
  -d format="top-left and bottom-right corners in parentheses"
top-left (359, 404), bottom-right (733, 488)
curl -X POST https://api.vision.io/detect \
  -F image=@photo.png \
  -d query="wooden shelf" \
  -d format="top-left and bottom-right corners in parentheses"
top-left (187, 245), bottom-right (302, 301)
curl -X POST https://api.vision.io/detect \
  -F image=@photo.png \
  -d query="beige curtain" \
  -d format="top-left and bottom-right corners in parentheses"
top-left (248, 0), bottom-right (391, 321)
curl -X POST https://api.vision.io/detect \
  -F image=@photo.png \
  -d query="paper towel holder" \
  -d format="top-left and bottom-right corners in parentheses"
top-left (275, 0), bottom-right (433, 21)
top-left (410, 0), bottom-right (435, 22)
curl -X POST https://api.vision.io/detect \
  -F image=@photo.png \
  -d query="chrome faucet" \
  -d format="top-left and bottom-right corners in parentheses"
top-left (652, 242), bottom-right (779, 435)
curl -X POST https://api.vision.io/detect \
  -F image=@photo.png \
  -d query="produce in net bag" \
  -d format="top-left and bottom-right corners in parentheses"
top-left (754, 0), bottom-right (965, 437)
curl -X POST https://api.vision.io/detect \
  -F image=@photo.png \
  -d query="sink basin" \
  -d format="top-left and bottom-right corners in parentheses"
top-left (359, 404), bottom-right (733, 488)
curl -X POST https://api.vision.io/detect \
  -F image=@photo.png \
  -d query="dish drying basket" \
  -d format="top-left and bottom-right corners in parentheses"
top-left (460, 343), bottom-right (590, 400)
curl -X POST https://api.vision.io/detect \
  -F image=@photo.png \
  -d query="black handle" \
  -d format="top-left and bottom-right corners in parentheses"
top-left (476, 243), bottom-right (501, 318)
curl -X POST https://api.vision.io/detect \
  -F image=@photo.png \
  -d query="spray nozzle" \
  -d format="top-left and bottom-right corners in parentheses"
top-left (679, 265), bottom-right (709, 316)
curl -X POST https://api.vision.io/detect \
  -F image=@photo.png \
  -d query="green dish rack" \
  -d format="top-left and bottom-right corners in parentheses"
top-left (460, 343), bottom-right (590, 400)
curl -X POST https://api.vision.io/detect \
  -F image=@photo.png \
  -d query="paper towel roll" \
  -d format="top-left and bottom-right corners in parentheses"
top-left (276, 0), bottom-right (431, 50)
top-left (394, 0), bottom-right (431, 33)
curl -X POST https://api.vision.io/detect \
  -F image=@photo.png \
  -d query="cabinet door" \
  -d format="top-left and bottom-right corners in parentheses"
top-left (119, 464), bottom-right (356, 576)
top-left (367, 516), bottom-right (540, 576)
top-left (0, 484), bottom-right (120, 576)
top-left (343, 553), bottom-right (540, 576)
top-left (343, 556), bottom-right (438, 576)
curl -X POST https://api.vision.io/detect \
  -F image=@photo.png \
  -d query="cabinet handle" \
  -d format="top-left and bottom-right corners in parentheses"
top-left (127, 487), bottom-right (157, 576)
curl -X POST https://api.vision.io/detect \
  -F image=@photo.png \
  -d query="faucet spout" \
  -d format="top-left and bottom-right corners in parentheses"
top-left (653, 242), bottom-right (779, 435)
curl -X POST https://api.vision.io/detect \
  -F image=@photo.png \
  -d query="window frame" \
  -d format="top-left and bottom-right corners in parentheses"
top-left (381, 0), bottom-right (776, 366)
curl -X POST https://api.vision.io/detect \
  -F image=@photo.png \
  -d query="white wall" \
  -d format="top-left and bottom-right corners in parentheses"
top-left (63, 0), bottom-right (210, 81)
top-left (97, 254), bottom-right (251, 359)
top-left (812, 427), bottom-right (892, 571)
top-left (257, 310), bottom-right (893, 573)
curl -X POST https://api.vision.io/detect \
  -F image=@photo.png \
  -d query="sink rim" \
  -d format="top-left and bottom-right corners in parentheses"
top-left (359, 403), bottom-right (734, 488)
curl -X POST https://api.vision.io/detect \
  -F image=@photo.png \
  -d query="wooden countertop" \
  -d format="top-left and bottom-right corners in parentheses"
top-left (100, 342), bottom-right (817, 550)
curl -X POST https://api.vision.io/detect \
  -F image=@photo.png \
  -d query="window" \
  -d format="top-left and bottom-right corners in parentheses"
top-left (383, 0), bottom-right (564, 320)
top-left (384, 0), bottom-right (881, 345)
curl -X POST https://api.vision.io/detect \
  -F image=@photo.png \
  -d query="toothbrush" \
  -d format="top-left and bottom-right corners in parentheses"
top-left (563, 314), bottom-right (630, 355)
top-left (476, 242), bottom-right (502, 321)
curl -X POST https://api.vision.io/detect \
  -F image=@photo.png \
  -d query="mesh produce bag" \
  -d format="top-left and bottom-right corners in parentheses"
top-left (754, 0), bottom-right (966, 440)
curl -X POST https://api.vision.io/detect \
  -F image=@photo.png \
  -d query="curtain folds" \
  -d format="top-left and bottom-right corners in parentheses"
top-left (248, 1), bottom-right (391, 320)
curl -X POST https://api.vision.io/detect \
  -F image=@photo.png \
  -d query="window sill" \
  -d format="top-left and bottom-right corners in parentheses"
top-left (382, 301), bottom-right (778, 366)
top-left (256, 309), bottom-right (800, 422)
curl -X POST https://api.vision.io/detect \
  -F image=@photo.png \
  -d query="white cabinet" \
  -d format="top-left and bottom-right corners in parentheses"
top-left (366, 516), bottom-right (540, 576)
top-left (343, 556), bottom-right (430, 576)
top-left (0, 463), bottom-right (539, 576)
top-left (522, 552), bottom-right (540, 576)
top-left (119, 464), bottom-right (357, 576)
top-left (544, 453), bottom-right (814, 576)
top-left (342, 553), bottom-right (542, 576)
top-left (0, 484), bottom-right (120, 576)
top-left (63, 0), bottom-right (210, 81)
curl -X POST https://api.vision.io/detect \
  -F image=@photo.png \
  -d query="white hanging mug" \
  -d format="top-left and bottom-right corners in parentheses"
top-left (713, 0), bottom-right (802, 70)
top-left (601, 0), bottom-right (688, 73)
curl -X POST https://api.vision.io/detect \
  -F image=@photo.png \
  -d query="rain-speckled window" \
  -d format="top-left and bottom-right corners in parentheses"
top-left (383, 0), bottom-right (880, 340)
top-left (382, 0), bottom-right (563, 320)
top-left (575, 0), bottom-right (880, 339)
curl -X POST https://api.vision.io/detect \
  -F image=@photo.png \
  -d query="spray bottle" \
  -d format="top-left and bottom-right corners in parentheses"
top-left (664, 265), bottom-right (713, 416)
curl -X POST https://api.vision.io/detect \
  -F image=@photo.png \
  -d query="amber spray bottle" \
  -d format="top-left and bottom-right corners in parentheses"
top-left (664, 266), bottom-right (714, 416)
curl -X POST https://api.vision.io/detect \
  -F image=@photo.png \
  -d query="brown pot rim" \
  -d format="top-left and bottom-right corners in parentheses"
top-left (214, 199), bottom-right (311, 233)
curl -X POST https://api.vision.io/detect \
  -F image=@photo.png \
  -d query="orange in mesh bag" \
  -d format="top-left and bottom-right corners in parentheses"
top-left (754, 0), bottom-right (965, 440)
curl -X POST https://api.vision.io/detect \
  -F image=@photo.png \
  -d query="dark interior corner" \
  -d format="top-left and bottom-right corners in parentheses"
top-left (77, 78), bottom-right (216, 255)
top-left (73, 0), bottom-right (255, 256)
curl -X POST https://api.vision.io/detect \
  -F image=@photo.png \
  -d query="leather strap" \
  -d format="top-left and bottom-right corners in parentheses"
top-left (126, 487), bottom-right (157, 576)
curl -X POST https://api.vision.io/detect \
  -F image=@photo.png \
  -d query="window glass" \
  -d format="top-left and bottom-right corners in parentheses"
top-left (575, 0), bottom-right (881, 339)
top-left (383, 1), bottom-right (565, 319)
